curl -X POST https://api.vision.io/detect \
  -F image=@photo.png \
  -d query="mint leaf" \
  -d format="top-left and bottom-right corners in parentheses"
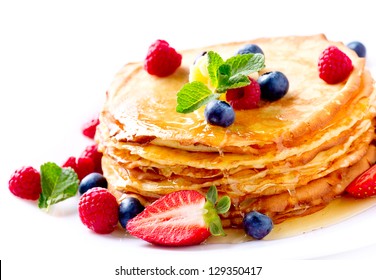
top-left (226, 53), bottom-right (265, 77)
top-left (176, 81), bottom-right (220, 113)
top-left (216, 64), bottom-right (231, 93)
top-left (38, 162), bottom-right (79, 209)
top-left (207, 51), bottom-right (224, 88)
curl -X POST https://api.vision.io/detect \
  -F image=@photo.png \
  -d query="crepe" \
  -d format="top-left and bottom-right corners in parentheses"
top-left (97, 34), bottom-right (376, 227)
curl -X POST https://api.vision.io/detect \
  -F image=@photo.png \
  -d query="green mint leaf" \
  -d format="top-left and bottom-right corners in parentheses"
top-left (225, 53), bottom-right (265, 77)
top-left (207, 51), bottom-right (224, 88)
top-left (206, 186), bottom-right (218, 205)
top-left (217, 74), bottom-right (251, 92)
top-left (215, 196), bottom-right (231, 214)
top-left (216, 64), bottom-right (231, 93)
top-left (176, 81), bottom-right (220, 114)
top-left (38, 162), bottom-right (79, 210)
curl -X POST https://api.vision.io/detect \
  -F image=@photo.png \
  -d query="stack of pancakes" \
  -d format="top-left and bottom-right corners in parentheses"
top-left (97, 34), bottom-right (376, 227)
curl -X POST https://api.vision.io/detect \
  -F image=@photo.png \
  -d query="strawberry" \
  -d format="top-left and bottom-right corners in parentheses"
top-left (126, 186), bottom-right (230, 246)
top-left (345, 164), bottom-right (376, 198)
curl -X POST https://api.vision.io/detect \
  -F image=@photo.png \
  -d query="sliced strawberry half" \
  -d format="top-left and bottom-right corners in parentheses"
top-left (126, 187), bottom-right (230, 246)
top-left (345, 164), bottom-right (376, 198)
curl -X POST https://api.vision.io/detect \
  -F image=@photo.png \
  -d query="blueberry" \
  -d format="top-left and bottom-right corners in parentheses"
top-left (236, 44), bottom-right (264, 55)
top-left (204, 100), bottom-right (235, 127)
top-left (243, 211), bottom-right (273, 240)
top-left (119, 197), bottom-right (145, 229)
top-left (78, 172), bottom-right (107, 195)
top-left (347, 41), bottom-right (366, 58)
top-left (193, 51), bottom-right (207, 64)
top-left (258, 71), bottom-right (289, 101)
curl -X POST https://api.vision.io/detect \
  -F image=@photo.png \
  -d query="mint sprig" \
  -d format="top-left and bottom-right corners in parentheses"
top-left (38, 162), bottom-right (79, 210)
top-left (176, 51), bottom-right (265, 113)
top-left (204, 186), bottom-right (231, 237)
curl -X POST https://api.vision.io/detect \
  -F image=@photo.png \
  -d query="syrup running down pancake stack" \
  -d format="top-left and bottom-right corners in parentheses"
top-left (97, 34), bottom-right (376, 227)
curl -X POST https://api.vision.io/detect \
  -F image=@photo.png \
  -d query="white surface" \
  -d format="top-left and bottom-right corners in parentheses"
top-left (1, 0), bottom-right (376, 279)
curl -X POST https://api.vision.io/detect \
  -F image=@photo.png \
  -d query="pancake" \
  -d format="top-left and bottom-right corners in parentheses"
top-left (97, 34), bottom-right (376, 228)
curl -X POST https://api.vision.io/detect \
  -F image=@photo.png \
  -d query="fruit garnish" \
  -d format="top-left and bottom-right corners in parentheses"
top-left (176, 51), bottom-right (265, 114)
top-left (347, 41), bottom-right (366, 58)
top-left (81, 144), bottom-right (103, 174)
top-left (62, 156), bottom-right (95, 181)
top-left (204, 100), bottom-right (235, 127)
top-left (38, 162), bottom-right (79, 210)
top-left (8, 166), bottom-right (42, 200)
top-left (345, 164), bottom-right (376, 198)
top-left (78, 187), bottom-right (119, 234)
top-left (226, 77), bottom-right (261, 109)
top-left (81, 116), bottom-right (100, 139)
top-left (144, 39), bottom-right (182, 77)
top-left (243, 211), bottom-right (273, 240)
top-left (78, 172), bottom-right (108, 195)
top-left (118, 197), bottom-right (145, 229)
top-left (258, 71), bottom-right (289, 101)
top-left (318, 45), bottom-right (353, 84)
top-left (126, 186), bottom-right (231, 246)
top-left (235, 44), bottom-right (264, 55)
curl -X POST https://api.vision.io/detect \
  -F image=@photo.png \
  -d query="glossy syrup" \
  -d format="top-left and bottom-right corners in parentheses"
top-left (206, 196), bottom-right (376, 244)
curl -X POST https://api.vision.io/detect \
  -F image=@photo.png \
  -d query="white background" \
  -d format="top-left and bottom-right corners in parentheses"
top-left (1, 0), bottom-right (376, 279)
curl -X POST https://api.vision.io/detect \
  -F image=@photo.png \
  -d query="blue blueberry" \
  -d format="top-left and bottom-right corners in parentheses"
top-left (119, 197), bottom-right (145, 229)
top-left (347, 41), bottom-right (366, 58)
top-left (243, 211), bottom-right (273, 240)
top-left (78, 172), bottom-right (107, 195)
top-left (258, 71), bottom-right (289, 101)
top-left (236, 44), bottom-right (264, 55)
top-left (193, 51), bottom-right (207, 64)
top-left (204, 100), bottom-right (235, 127)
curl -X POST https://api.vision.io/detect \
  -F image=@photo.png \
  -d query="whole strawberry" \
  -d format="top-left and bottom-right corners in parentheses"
top-left (144, 39), bottom-right (182, 77)
top-left (9, 166), bottom-right (41, 200)
top-left (126, 186), bottom-right (230, 246)
top-left (318, 45), bottom-right (353, 84)
top-left (345, 164), bottom-right (376, 198)
top-left (78, 187), bottom-right (119, 234)
top-left (226, 77), bottom-right (261, 110)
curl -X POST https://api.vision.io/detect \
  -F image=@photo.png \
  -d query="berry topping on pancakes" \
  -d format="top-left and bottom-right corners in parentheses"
top-left (226, 77), bottom-right (261, 110)
top-left (318, 46), bottom-right (353, 84)
top-left (144, 39), bottom-right (182, 77)
top-left (126, 186), bottom-right (230, 246)
top-left (258, 71), bottom-right (289, 101)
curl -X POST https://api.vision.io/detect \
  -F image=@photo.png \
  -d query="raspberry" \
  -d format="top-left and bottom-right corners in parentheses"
top-left (62, 156), bottom-right (95, 181)
top-left (318, 46), bottom-right (353, 84)
top-left (81, 144), bottom-right (103, 174)
top-left (9, 166), bottom-right (41, 200)
top-left (144, 39), bottom-right (182, 77)
top-left (78, 187), bottom-right (119, 234)
top-left (226, 77), bottom-right (261, 110)
top-left (81, 116), bottom-right (99, 139)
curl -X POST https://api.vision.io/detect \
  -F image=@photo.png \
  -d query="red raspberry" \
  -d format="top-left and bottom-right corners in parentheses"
top-left (144, 39), bottom-right (182, 77)
top-left (81, 116), bottom-right (99, 139)
top-left (78, 187), bottom-right (119, 234)
top-left (9, 166), bottom-right (41, 200)
top-left (226, 77), bottom-right (261, 110)
top-left (62, 156), bottom-right (95, 181)
top-left (318, 45), bottom-right (353, 84)
top-left (81, 144), bottom-right (103, 174)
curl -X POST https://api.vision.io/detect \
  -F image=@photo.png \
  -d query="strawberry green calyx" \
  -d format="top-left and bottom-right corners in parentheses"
top-left (203, 186), bottom-right (231, 236)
